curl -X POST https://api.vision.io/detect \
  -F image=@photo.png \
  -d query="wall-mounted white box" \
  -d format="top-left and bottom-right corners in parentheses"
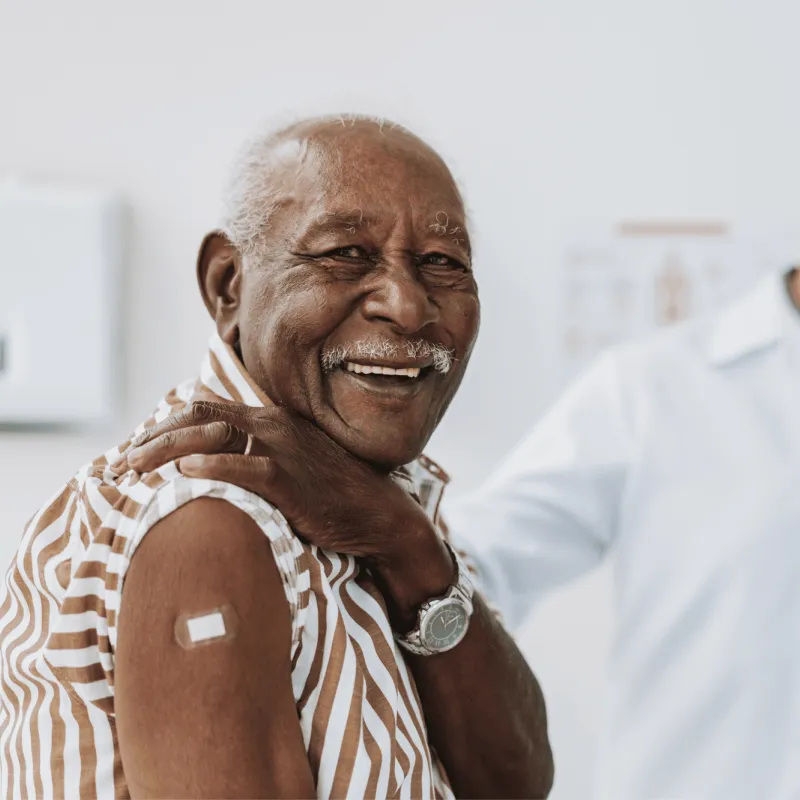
top-left (0, 182), bottom-right (123, 426)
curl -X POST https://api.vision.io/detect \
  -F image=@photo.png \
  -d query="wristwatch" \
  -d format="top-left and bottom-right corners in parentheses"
top-left (395, 543), bottom-right (475, 656)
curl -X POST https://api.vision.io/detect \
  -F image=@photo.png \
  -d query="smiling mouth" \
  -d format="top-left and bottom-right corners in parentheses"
top-left (344, 360), bottom-right (426, 378)
top-left (334, 360), bottom-right (434, 389)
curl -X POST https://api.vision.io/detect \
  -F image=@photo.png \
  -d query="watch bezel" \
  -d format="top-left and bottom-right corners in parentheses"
top-left (418, 594), bottom-right (470, 652)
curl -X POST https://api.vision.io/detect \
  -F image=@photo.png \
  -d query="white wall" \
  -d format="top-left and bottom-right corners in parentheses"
top-left (3, 2), bottom-right (800, 796)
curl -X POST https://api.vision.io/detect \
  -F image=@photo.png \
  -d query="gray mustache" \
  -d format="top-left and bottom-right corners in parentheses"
top-left (321, 339), bottom-right (454, 374)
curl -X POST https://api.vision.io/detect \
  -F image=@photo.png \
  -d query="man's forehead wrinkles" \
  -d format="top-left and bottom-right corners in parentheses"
top-left (294, 203), bottom-right (471, 249)
top-left (294, 209), bottom-right (373, 240)
top-left (314, 209), bottom-right (369, 227)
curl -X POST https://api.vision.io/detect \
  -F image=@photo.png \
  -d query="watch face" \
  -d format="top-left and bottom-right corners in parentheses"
top-left (421, 599), bottom-right (469, 652)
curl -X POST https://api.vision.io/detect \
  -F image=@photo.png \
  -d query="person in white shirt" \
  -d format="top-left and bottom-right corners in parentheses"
top-left (444, 266), bottom-right (800, 799)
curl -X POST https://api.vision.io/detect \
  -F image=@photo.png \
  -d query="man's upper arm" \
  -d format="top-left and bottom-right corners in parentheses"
top-left (115, 497), bottom-right (315, 799)
top-left (444, 351), bottom-right (633, 628)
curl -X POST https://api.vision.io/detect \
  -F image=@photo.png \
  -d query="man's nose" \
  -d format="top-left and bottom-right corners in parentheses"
top-left (361, 264), bottom-right (439, 335)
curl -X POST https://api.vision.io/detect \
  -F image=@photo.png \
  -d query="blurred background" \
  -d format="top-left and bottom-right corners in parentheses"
top-left (3, 2), bottom-right (800, 796)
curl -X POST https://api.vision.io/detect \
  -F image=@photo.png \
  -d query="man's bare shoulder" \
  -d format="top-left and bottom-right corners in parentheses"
top-left (122, 495), bottom-right (290, 620)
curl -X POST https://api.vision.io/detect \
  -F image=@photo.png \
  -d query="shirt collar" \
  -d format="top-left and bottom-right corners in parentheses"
top-left (197, 333), bottom-right (273, 407)
top-left (196, 332), bottom-right (451, 519)
top-left (706, 269), bottom-right (797, 366)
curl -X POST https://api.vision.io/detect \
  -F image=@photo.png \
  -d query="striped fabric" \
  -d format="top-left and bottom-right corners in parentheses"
top-left (0, 332), bottom-right (456, 799)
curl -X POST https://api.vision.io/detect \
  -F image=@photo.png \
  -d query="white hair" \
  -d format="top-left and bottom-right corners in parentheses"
top-left (217, 121), bottom-right (287, 259)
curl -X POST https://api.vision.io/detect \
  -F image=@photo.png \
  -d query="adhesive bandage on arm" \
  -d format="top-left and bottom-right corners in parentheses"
top-left (174, 604), bottom-right (239, 650)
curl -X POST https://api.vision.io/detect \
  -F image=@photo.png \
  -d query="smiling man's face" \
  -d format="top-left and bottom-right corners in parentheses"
top-left (199, 119), bottom-right (480, 469)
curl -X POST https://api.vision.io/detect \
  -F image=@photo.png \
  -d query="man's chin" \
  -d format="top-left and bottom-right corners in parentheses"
top-left (356, 436), bottom-right (424, 470)
top-left (321, 370), bottom-right (437, 468)
top-left (313, 410), bottom-right (426, 470)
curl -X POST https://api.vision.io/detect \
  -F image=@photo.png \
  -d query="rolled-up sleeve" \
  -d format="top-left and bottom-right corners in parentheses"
top-left (443, 350), bottom-right (633, 630)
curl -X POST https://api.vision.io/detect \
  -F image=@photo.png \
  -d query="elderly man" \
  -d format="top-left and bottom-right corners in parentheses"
top-left (0, 117), bottom-right (553, 799)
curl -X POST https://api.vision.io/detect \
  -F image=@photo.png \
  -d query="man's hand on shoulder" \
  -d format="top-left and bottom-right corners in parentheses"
top-left (113, 401), bottom-right (456, 624)
top-left (115, 496), bottom-right (315, 799)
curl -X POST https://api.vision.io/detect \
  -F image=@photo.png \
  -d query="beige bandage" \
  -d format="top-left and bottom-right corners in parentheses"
top-left (174, 604), bottom-right (239, 650)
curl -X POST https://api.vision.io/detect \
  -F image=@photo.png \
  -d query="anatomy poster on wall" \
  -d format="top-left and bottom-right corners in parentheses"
top-left (560, 221), bottom-right (794, 379)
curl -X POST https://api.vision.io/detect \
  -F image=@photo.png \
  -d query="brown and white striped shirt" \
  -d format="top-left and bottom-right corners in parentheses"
top-left (0, 332), bottom-right (457, 799)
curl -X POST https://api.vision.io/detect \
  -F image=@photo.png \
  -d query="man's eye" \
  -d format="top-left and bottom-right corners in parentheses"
top-left (326, 246), bottom-right (368, 259)
top-left (419, 253), bottom-right (468, 271)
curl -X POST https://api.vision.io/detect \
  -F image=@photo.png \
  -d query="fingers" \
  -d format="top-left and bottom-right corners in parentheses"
top-left (120, 421), bottom-right (250, 474)
top-left (186, 402), bottom-right (296, 440)
top-left (178, 455), bottom-right (302, 520)
top-left (111, 401), bottom-right (260, 473)
top-left (139, 402), bottom-right (291, 447)
top-left (121, 403), bottom-right (220, 457)
top-left (110, 401), bottom-right (298, 476)
top-left (191, 389), bottom-right (237, 406)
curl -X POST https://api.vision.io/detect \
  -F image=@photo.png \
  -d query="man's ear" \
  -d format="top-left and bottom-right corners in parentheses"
top-left (196, 231), bottom-right (243, 347)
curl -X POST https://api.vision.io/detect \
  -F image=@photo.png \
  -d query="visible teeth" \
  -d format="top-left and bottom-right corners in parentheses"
top-left (344, 362), bottom-right (421, 378)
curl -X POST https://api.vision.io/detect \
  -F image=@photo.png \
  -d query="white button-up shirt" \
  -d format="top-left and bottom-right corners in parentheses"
top-left (446, 271), bottom-right (800, 799)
